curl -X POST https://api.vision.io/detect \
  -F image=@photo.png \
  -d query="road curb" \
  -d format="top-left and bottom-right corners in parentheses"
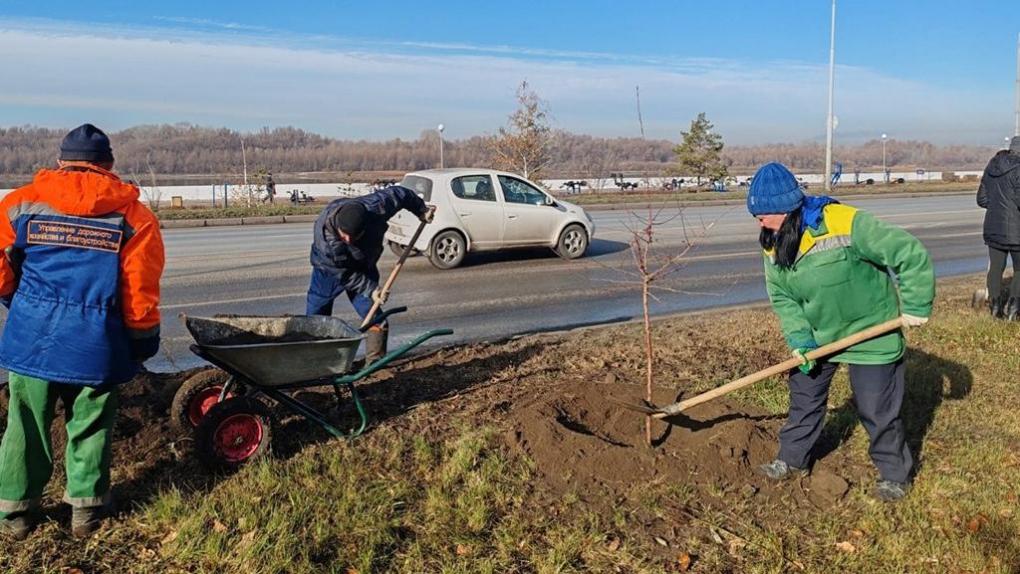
top-left (157, 190), bottom-right (973, 229)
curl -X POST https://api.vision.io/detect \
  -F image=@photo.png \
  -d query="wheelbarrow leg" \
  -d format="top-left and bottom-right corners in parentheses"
top-left (331, 383), bottom-right (368, 438)
top-left (260, 388), bottom-right (354, 440)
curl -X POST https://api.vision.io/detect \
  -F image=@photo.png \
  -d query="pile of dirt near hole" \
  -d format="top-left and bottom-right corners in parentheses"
top-left (506, 379), bottom-right (854, 509)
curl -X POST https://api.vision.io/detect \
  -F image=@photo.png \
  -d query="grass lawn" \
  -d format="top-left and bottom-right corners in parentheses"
top-left (1, 276), bottom-right (1016, 573)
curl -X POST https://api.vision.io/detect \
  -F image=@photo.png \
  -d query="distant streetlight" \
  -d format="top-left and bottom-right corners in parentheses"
top-left (881, 133), bottom-right (888, 183)
top-left (824, 0), bottom-right (837, 192)
top-left (437, 123), bottom-right (445, 169)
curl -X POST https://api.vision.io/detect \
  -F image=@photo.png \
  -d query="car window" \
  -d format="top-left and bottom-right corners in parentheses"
top-left (498, 175), bottom-right (548, 206)
top-left (399, 175), bottom-right (433, 201)
top-left (450, 175), bottom-right (496, 202)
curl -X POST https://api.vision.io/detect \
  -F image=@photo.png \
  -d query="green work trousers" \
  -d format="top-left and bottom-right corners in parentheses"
top-left (0, 372), bottom-right (117, 517)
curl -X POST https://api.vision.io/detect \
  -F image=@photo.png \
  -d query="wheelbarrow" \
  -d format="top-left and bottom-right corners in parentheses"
top-left (171, 306), bottom-right (452, 470)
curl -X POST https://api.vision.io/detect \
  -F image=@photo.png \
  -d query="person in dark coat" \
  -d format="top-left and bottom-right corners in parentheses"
top-left (976, 136), bottom-right (1020, 319)
top-left (307, 186), bottom-right (434, 361)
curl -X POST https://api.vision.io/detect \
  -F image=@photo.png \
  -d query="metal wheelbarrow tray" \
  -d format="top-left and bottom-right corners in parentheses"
top-left (176, 306), bottom-right (453, 470)
top-left (184, 314), bottom-right (366, 387)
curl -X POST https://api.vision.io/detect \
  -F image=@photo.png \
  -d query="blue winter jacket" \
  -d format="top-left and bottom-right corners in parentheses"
top-left (310, 186), bottom-right (427, 294)
top-left (0, 165), bottom-right (165, 386)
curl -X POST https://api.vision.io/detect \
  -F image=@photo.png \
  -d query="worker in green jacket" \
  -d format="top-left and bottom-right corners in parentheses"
top-left (747, 162), bottom-right (935, 502)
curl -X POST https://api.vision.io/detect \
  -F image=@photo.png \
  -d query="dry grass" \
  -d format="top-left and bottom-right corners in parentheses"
top-left (1, 275), bottom-right (1016, 573)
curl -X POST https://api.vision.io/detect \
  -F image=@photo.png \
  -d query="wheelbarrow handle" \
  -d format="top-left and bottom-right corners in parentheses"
top-left (359, 306), bottom-right (407, 333)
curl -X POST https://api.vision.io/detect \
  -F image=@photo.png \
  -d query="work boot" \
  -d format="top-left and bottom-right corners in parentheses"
top-left (364, 328), bottom-right (388, 365)
top-left (1004, 297), bottom-right (1020, 321)
top-left (71, 505), bottom-right (109, 538)
top-left (757, 459), bottom-right (808, 481)
top-left (0, 512), bottom-right (34, 540)
top-left (990, 297), bottom-right (1005, 319)
top-left (874, 480), bottom-right (911, 502)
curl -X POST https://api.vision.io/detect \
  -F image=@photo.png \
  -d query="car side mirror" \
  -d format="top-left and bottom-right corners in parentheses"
top-left (543, 195), bottom-right (555, 206)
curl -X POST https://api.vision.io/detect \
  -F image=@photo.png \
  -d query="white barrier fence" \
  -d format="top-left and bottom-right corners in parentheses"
top-left (2, 170), bottom-right (983, 203)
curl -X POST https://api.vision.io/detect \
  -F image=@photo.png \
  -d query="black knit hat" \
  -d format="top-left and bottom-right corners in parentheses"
top-left (335, 203), bottom-right (368, 238)
top-left (60, 123), bottom-right (114, 163)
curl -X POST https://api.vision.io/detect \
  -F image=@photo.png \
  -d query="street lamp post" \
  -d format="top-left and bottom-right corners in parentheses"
top-left (881, 133), bottom-right (888, 183)
top-left (437, 123), bottom-right (445, 169)
top-left (824, 0), bottom-right (837, 191)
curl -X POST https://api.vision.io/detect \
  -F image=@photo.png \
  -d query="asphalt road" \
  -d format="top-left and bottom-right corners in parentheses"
top-left (137, 193), bottom-right (986, 372)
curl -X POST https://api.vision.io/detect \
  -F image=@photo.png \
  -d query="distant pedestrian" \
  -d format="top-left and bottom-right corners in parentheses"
top-left (976, 136), bottom-right (1020, 319)
top-left (306, 186), bottom-right (434, 363)
top-left (746, 161), bottom-right (934, 502)
top-left (0, 124), bottom-right (164, 539)
top-left (266, 172), bottom-right (276, 204)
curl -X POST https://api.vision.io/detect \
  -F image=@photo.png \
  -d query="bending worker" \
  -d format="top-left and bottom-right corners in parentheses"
top-left (746, 161), bottom-right (934, 502)
top-left (976, 136), bottom-right (1020, 319)
top-left (0, 124), bottom-right (164, 538)
top-left (307, 184), bottom-right (434, 362)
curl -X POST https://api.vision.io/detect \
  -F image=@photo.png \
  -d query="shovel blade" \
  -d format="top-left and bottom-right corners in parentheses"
top-left (605, 396), bottom-right (664, 416)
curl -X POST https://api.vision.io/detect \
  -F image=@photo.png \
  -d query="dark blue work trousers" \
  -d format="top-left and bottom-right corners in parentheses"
top-left (305, 267), bottom-right (384, 326)
top-left (778, 359), bottom-right (913, 483)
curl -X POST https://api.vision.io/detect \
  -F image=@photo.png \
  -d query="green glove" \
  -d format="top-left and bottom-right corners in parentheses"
top-left (792, 347), bottom-right (816, 375)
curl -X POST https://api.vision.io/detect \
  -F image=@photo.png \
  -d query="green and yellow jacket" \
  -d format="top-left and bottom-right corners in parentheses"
top-left (763, 203), bottom-right (935, 364)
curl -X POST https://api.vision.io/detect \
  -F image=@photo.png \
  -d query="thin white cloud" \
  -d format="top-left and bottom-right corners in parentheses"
top-left (0, 18), bottom-right (1010, 144)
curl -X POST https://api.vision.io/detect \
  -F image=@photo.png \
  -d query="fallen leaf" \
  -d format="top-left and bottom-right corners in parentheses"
top-left (850, 529), bottom-right (865, 539)
top-left (835, 541), bottom-right (856, 553)
top-left (213, 520), bottom-right (228, 533)
top-left (344, 568), bottom-right (360, 574)
top-left (709, 529), bottom-right (724, 545)
top-left (966, 515), bottom-right (988, 534)
top-left (67, 569), bottom-right (84, 574)
top-left (607, 537), bottom-right (621, 552)
top-left (455, 543), bottom-right (470, 556)
top-left (676, 551), bottom-right (692, 572)
top-left (239, 531), bottom-right (256, 548)
top-left (654, 536), bottom-right (669, 547)
top-left (161, 530), bottom-right (179, 545)
top-left (727, 538), bottom-right (747, 554)
top-left (999, 508), bottom-right (1014, 519)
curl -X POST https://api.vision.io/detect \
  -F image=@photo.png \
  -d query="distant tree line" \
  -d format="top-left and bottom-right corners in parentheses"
top-left (0, 123), bottom-right (999, 185)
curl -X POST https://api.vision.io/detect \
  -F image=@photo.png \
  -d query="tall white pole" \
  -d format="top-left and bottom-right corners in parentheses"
top-left (241, 138), bottom-right (248, 186)
top-left (824, 0), bottom-right (837, 191)
top-left (881, 133), bottom-right (888, 183)
top-left (1014, 32), bottom-right (1019, 137)
top-left (437, 124), bottom-right (445, 169)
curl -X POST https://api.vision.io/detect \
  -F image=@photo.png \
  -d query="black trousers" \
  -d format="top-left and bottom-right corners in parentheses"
top-left (987, 246), bottom-right (1020, 299)
top-left (778, 359), bottom-right (913, 483)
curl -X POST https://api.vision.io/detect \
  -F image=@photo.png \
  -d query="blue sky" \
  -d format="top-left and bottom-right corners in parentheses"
top-left (1, 1), bottom-right (1017, 144)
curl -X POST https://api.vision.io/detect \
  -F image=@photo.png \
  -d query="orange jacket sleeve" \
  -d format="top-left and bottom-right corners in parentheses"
top-left (0, 194), bottom-right (21, 300)
top-left (120, 203), bottom-right (165, 358)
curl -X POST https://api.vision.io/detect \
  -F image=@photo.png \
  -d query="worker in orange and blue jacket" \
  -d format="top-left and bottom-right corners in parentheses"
top-left (0, 124), bottom-right (165, 539)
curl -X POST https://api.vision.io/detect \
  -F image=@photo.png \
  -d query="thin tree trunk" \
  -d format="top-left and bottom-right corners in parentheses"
top-left (643, 275), bottom-right (653, 447)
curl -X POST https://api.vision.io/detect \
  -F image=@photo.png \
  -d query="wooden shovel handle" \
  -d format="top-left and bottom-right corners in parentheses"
top-left (653, 317), bottom-right (905, 419)
top-left (359, 215), bottom-right (430, 330)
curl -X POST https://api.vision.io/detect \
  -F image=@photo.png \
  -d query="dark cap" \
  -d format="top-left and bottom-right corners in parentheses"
top-left (335, 203), bottom-right (368, 238)
top-left (60, 123), bottom-right (114, 163)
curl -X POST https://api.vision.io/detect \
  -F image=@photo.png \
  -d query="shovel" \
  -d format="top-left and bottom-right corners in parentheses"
top-left (360, 213), bottom-right (431, 330)
top-left (611, 317), bottom-right (906, 419)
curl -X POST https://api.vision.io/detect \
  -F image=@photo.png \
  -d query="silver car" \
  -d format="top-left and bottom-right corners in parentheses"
top-left (385, 168), bottom-right (595, 269)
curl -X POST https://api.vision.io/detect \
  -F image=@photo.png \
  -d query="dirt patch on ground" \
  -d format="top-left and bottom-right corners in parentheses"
top-left (507, 381), bottom-right (776, 499)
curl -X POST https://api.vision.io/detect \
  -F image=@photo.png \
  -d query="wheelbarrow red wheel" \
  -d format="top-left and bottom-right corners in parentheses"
top-left (170, 368), bottom-right (235, 432)
top-left (195, 397), bottom-right (274, 472)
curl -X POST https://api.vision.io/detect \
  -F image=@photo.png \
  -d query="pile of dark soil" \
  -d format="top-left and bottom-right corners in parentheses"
top-left (504, 378), bottom-right (856, 510)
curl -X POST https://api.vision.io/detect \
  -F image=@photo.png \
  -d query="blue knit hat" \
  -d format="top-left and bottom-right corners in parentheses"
top-left (59, 123), bottom-right (114, 163)
top-left (746, 162), bottom-right (804, 216)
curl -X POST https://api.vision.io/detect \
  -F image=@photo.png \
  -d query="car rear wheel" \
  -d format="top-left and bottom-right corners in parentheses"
top-left (429, 230), bottom-right (466, 269)
top-left (556, 224), bottom-right (589, 260)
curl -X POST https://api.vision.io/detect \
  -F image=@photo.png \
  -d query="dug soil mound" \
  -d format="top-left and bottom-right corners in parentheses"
top-left (505, 378), bottom-right (855, 510)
